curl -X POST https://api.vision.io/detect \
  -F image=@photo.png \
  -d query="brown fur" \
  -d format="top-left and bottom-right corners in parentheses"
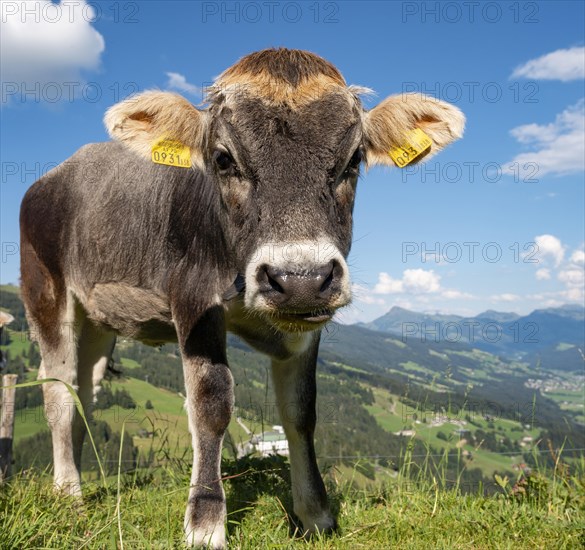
top-left (19, 238), bottom-right (66, 348)
top-left (210, 48), bottom-right (349, 107)
top-left (219, 49), bottom-right (346, 86)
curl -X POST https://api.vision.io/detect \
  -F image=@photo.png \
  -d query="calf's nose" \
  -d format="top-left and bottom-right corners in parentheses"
top-left (257, 260), bottom-right (342, 309)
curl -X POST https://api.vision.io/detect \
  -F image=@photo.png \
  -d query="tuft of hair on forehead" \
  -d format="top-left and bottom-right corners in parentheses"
top-left (221, 48), bottom-right (346, 87)
top-left (208, 48), bottom-right (353, 107)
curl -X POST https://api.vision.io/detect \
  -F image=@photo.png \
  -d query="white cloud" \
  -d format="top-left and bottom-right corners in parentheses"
top-left (506, 100), bottom-right (585, 177)
top-left (511, 47), bottom-right (585, 82)
top-left (569, 250), bottom-right (585, 266)
top-left (490, 293), bottom-right (521, 302)
top-left (530, 243), bottom-right (584, 303)
top-left (534, 234), bottom-right (565, 267)
top-left (441, 289), bottom-right (473, 300)
top-left (563, 287), bottom-right (584, 302)
top-left (165, 72), bottom-right (201, 96)
top-left (403, 269), bottom-right (441, 293)
top-left (356, 294), bottom-right (385, 305)
top-left (352, 284), bottom-right (386, 305)
top-left (371, 270), bottom-right (473, 304)
top-left (373, 269), bottom-right (441, 295)
top-left (529, 286), bottom-right (584, 304)
top-left (1, 1), bottom-right (104, 89)
top-left (526, 298), bottom-right (567, 309)
top-left (543, 285), bottom-right (584, 304)
top-left (373, 272), bottom-right (405, 294)
top-left (558, 268), bottom-right (585, 287)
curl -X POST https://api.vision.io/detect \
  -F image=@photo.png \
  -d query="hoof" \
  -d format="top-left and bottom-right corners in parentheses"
top-left (297, 511), bottom-right (337, 539)
top-left (184, 529), bottom-right (226, 549)
top-left (54, 480), bottom-right (82, 498)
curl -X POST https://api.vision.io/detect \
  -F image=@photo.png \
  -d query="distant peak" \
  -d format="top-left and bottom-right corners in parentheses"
top-left (388, 306), bottom-right (411, 313)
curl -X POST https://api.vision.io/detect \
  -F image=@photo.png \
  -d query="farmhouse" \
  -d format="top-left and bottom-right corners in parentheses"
top-left (251, 425), bottom-right (289, 456)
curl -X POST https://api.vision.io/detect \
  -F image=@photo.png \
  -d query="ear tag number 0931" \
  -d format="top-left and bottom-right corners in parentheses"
top-left (389, 128), bottom-right (432, 168)
top-left (152, 138), bottom-right (192, 168)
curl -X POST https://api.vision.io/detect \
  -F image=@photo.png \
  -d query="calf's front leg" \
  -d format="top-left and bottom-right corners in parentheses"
top-left (179, 307), bottom-right (234, 549)
top-left (271, 331), bottom-right (336, 536)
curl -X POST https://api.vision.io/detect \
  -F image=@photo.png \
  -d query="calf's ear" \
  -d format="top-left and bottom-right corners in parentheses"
top-left (363, 93), bottom-right (465, 167)
top-left (104, 91), bottom-right (206, 167)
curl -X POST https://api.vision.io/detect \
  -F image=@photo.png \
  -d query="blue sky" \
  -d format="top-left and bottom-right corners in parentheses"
top-left (1, 0), bottom-right (584, 323)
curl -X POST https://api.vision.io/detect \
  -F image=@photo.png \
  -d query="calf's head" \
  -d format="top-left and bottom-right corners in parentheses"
top-left (105, 49), bottom-right (464, 332)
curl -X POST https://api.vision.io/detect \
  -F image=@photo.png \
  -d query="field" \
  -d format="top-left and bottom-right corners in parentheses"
top-left (2, 373), bottom-right (584, 548)
top-left (1, 456), bottom-right (583, 549)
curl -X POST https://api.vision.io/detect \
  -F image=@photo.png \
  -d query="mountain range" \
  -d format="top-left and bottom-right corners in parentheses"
top-left (360, 304), bottom-right (584, 361)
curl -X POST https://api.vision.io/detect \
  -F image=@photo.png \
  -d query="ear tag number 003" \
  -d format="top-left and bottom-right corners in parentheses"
top-left (389, 128), bottom-right (432, 168)
top-left (152, 138), bottom-right (192, 168)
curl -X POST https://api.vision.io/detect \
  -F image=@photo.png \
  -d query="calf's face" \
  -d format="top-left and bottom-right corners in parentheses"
top-left (206, 88), bottom-right (362, 331)
top-left (105, 49), bottom-right (464, 332)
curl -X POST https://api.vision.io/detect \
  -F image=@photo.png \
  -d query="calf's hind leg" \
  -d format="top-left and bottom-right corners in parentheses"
top-left (36, 295), bottom-right (115, 495)
top-left (72, 317), bottom-right (116, 475)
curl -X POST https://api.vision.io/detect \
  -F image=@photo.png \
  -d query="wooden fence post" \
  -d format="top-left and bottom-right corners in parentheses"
top-left (0, 373), bottom-right (18, 482)
top-left (0, 310), bottom-right (16, 482)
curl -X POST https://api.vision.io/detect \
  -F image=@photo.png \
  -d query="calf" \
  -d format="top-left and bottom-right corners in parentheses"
top-left (20, 48), bottom-right (464, 548)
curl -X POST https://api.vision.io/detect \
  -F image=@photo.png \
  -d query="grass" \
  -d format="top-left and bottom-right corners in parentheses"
top-left (2, 374), bottom-right (584, 548)
top-left (365, 403), bottom-right (407, 433)
top-left (0, 284), bottom-right (20, 294)
top-left (119, 357), bottom-right (141, 370)
top-left (0, 331), bottom-right (33, 359)
top-left (7, 370), bottom-right (559, 494)
top-left (547, 390), bottom-right (584, 405)
top-left (1, 455), bottom-right (583, 549)
top-left (10, 376), bottom-right (193, 449)
top-left (12, 406), bottom-right (48, 442)
top-left (109, 377), bottom-right (186, 417)
top-left (2, 358), bottom-right (582, 547)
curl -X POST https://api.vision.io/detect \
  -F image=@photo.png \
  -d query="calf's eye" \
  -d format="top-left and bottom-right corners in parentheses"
top-left (349, 148), bottom-right (363, 166)
top-left (213, 150), bottom-right (235, 173)
top-left (342, 148), bottom-right (363, 178)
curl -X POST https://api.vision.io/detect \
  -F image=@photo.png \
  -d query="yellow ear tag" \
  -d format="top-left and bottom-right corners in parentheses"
top-left (151, 137), bottom-right (191, 168)
top-left (388, 128), bottom-right (432, 168)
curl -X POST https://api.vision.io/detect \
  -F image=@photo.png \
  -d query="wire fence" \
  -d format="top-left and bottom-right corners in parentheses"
top-left (73, 447), bottom-right (585, 465)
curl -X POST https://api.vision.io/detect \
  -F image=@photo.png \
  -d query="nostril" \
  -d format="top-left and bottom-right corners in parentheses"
top-left (267, 272), bottom-right (285, 294)
top-left (318, 260), bottom-right (340, 295)
top-left (258, 265), bottom-right (286, 294)
top-left (320, 268), bottom-right (334, 293)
